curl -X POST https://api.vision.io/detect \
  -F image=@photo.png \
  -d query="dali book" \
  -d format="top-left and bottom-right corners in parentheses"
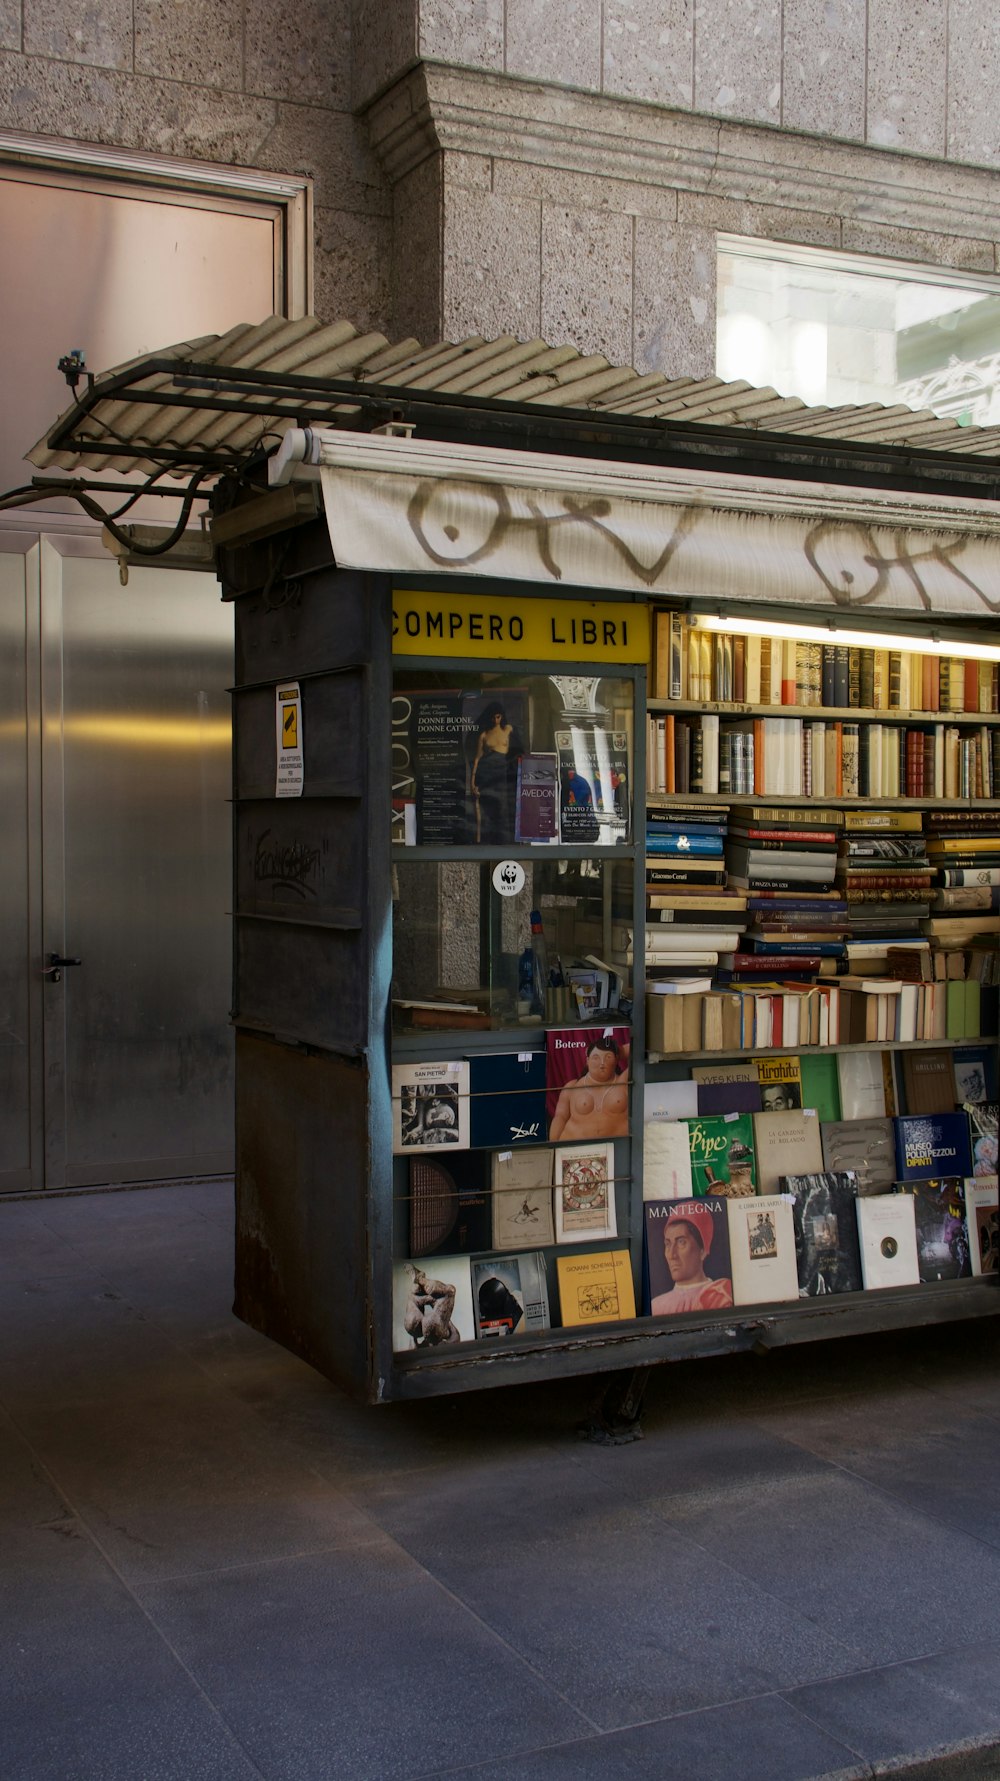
top-left (727, 1195), bottom-right (800, 1307)
top-left (472, 1252), bottom-right (550, 1338)
top-left (469, 1050), bottom-right (547, 1149)
top-left (684, 1112), bottom-right (757, 1197)
top-left (553, 1142), bottom-right (617, 1243)
top-left (856, 1195), bottom-right (920, 1289)
top-left (894, 1112), bottom-right (973, 1182)
top-left (556, 1248), bottom-right (636, 1327)
top-left (392, 1255), bottom-right (475, 1351)
top-left (392, 1059), bottom-right (470, 1153)
top-left (752, 1109), bottom-right (824, 1194)
top-left (490, 1148), bottom-right (555, 1250)
top-left (783, 1171), bottom-right (864, 1296)
top-left (643, 1197), bottom-right (734, 1316)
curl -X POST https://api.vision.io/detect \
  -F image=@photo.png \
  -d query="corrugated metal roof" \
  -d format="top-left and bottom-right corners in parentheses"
top-left (28, 313), bottom-right (1000, 478)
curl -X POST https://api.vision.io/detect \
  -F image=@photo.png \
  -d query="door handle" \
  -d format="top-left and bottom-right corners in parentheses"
top-left (43, 953), bottom-right (83, 984)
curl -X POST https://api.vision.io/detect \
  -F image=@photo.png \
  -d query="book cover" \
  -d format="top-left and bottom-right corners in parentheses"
top-left (727, 1195), bottom-right (799, 1305)
top-left (644, 1080), bottom-right (699, 1120)
top-left (393, 1256), bottom-right (475, 1350)
top-left (752, 1109), bottom-right (824, 1193)
top-left (894, 1113), bottom-right (973, 1182)
top-left (966, 1176), bottom-right (999, 1275)
top-left (697, 1078), bottom-right (763, 1116)
top-left (901, 1048), bottom-right (959, 1116)
top-left (469, 1051), bottom-right (548, 1148)
top-left (856, 1195), bottom-right (920, 1289)
top-left (553, 1142), bottom-right (617, 1242)
top-left (784, 1172), bottom-right (863, 1296)
top-left (407, 690), bottom-right (470, 845)
top-left (691, 1062), bottom-right (759, 1085)
top-left (821, 1117), bottom-right (896, 1194)
top-left (953, 1046), bottom-right (999, 1107)
top-left (514, 753), bottom-right (559, 842)
top-left (643, 1120), bottom-right (694, 1200)
top-left (556, 726), bottom-right (630, 845)
top-left (392, 1059), bottom-right (470, 1153)
top-left (545, 1025), bottom-right (630, 1137)
top-left (799, 1054), bottom-right (841, 1123)
top-left (757, 1054), bottom-right (803, 1112)
top-left (556, 1248), bottom-right (636, 1327)
top-left (837, 1051), bottom-right (887, 1120)
top-left (472, 1252), bottom-right (550, 1338)
top-left (643, 1197), bottom-right (734, 1315)
top-left (968, 1102), bottom-right (999, 1177)
top-left (902, 1178), bottom-right (972, 1281)
top-left (684, 1112), bottom-right (757, 1196)
top-left (408, 1152), bottom-right (491, 1256)
top-left (491, 1149), bottom-right (556, 1250)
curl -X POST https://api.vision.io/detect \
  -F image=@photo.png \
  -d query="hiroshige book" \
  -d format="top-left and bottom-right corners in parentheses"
top-left (643, 1197), bottom-right (734, 1315)
top-left (392, 1059), bottom-right (470, 1153)
top-left (392, 1256), bottom-right (475, 1351)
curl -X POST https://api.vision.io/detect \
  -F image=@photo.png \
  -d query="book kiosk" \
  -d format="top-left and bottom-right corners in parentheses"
top-left (214, 416), bottom-right (1000, 1410)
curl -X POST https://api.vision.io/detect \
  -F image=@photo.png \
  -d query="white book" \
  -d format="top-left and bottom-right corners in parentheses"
top-left (643, 1121), bottom-right (693, 1201)
top-left (393, 1255), bottom-right (475, 1350)
top-left (856, 1194), bottom-right (919, 1289)
top-left (837, 1050), bottom-right (886, 1120)
top-left (702, 713), bottom-right (720, 795)
top-left (643, 928), bottom-right (743, 951)
top-left (554, 1142), bottom-right (617, 1244)
top-left (965, 1176), bottom-right (999, 1277)
top-left (491, 1149), bottom-right (555, 1250)
top-left (644, 1080), bottom-right (699, 1120)
top-left (728, 1195), bottom-right (799, 1305)
top-left (896, 982), bottom-right (919, 1044)
top-left (392, 1059), bottom-right (470, 1153)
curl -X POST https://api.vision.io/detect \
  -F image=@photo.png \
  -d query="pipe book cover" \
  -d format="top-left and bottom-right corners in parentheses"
top-left (893, 1113), bottom-right (973, 1182)
top-left (683, 1113), bottom-right (756, 1197)
top-left (643, 1198), bottom-right (734, 1315)
top-left (490, 1149), bottom-right (555, 1250)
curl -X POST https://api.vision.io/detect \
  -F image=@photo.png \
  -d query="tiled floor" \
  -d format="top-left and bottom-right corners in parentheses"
top-left (3, 1178), bottom-right (1000, 1781)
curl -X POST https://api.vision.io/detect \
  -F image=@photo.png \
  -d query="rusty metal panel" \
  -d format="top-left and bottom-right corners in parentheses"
top-left (234, 920), bottom-right (368, 1052)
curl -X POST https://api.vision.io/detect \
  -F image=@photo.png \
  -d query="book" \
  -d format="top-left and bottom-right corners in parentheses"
top-left (644, 1080), bottom-right (699, 1120)
top-left (643, 1120), bottom-right (694, 1200)
top-left (557, 725), bottom-right (630, 844)
top-left (491, 1149), bottom-right (556, 1249)
top-left (752, 1109), bottom-right (824, 1193)
top-left (953, 1046), bottom-right (998, 1107)
top-left (757, 1054), bottom-right (803, 1112)
top-left (967, 1102), bottom-right (999, 1177)
top-left (784, 1172), bottom-right (863, 1296)
top-left (799, 1054), bottom-right (841, 1123)
top-left (473, 1252), bottom-right (550, 1338)
top-left (556, 1248), bottom-right (636, 1326)
top-left (514, 753), bottom-right (559, 842)
top-left (820, 1117), bottom-right (896, 1194)
top-left (408, 1152), bottom-right (491, 1256)
top-left (697, 1078), bottom-right (762, 1115)
top-left (469, 1051), bottom-right (548, 1148)
top-left (900, 1049), bottom-right (958, 1116)
top-left (684, 1112), bottom-right (757, 1196)
top-left (902, 1178), bottom-right (972, 1282)
top-left (393, 1255), bottom-right (475, 1350)
top-left (727, 1195), bottom-right (800, 1305)
top-left (392, 1059), bottom-right (470, 1152)
top-left (643, 1197), bottom-right (734, 1314)
top-left (836, 1051), bottom-right (886, 1120)
top-left (966, 1176), bottom-right (999, 1275)
top-left (856, 1195), bottom-right (920, 1289)
top-left (894, 1113), bottom-right (973, 1182)
top-left (553, 1142), bottom-right (617, 1243)
top-left (545, 1025), bottom-right (630, 1138)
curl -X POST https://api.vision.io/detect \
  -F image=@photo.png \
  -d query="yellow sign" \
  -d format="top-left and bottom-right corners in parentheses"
top-left (281, 703), bottom-right (298, 747)
top-left (392, 588), bottom-right (650, 663)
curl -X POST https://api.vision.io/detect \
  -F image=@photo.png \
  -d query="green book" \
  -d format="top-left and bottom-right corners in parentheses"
top-left (684, 1112), bottom-right (756, 1197)
top-left (800, 1054), bottom-right (841, 1124)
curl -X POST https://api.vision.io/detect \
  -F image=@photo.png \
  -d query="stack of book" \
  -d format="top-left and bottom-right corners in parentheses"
top-left (835, 809), bottom-right (932, 976)
top-left (923, 812), bottom-right (1000, 989)
top-left (718, 805), bottom-right (842, 990)
top-left (642, 804), bottom-right (745, 978)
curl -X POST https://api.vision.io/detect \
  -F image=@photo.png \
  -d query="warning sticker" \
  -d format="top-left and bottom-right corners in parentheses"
top-left (275, 681), bottom-right (304, 798)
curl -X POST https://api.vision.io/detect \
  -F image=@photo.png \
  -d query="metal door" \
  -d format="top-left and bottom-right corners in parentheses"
top-left (1, 526), bottom-right (235, 1190)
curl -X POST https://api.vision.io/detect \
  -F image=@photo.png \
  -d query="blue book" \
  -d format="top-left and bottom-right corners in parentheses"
top-left (646, 818), bottom-right (728, 836)
top-left (893, 1112), bottom-right (973, 1182)
top-left (748, 938), bottom-right (846, 957)
top-left (645, 833), bottom-right (725, 857)
top-left (469, 1051), bottom-right (548, 1149)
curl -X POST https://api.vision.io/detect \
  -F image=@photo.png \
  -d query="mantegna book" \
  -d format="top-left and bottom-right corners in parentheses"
top-left (469, 1051), bottom-right (548, 1148)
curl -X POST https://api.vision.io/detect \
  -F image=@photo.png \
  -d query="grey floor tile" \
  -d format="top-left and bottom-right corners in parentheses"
top-left (785, 1640), bottom-right (1000, 1766)
top-left (141, 1551), bottom-right (589, 1781)
top-left (20, 1380), bottom-right (387, 1583)
top-left (615, 1690), bottom-right (860, 1781)
top-left (644, 1455), bottom-right (1000, 1666)
top-left (0, 1275), bottom-right (199, 1418)
top-left (0, 1199), bottom-right (93, 1281)
top-left (421, 1733), bottom-right (648, 1780)
top-left (361, 1452), bottom-right (859, 1729)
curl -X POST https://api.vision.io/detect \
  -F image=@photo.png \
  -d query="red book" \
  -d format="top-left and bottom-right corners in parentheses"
top-left (726, 953), bottom-right (823, 972)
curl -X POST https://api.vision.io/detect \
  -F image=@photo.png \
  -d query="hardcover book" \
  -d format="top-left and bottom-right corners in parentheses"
top-left (409, 1152), bottom-right (491, 1256)
top-left (491, 1149), bottom-right (556, 1250)
top-left (901, 1049), bottom-right (959, 1116)
top-left (953, 1047), bottom-right (999, 1107)
top-left (696, 1078), bottom-right (763, 1116)
top-left (545, 1025), bottom-right (631, 1138)
top-left (392, 1059), bottom-right (470, 1153)
top-left (784, 1172), bottom-right (864, 1296)
top-left (684, 1112), bottom-right (757, 1196)
top-left (643, 1120), bottom-right (694, 1200)
top-left (966, 1176), bottom-right (999, 1275)
top-left (556, 1248), bottom-right (636, 1327)
top-left (643, 1197), bottom-right (734, 1315)
top-left (469, 1051), bottom-right (548, 1149)
top-left (727, 1195), bottom-right (800, 1306)
top-left (903, 1178), bottom-right (972, 1282)
top-left (752, 1109), bottom-right (824, 1193)
top-left (799, 1054), bottom-right (841, 1123)
top-left (894, 1113), bottom-right (973, 1182)
top-left (837, 1051), bottom-right (887, 1120)
top-left (968, 1102), bottom-right (999, 1177)
top-left (553, 1142), bottom-right (617, 1242)
top-left (856, 1195), bottom-right (920, 1289)
top-left (757, 1054), bottom-right (803, 1112)
top-left (393, 1255), bottom-right (475, 1350)
top-left (472, 1252), bottom-right (550, 1338)
top-left (820, 1117), bottom-right (897, 1194)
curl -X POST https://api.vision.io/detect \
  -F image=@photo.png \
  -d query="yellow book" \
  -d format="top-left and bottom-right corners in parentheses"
top-left (556, 1249), bottom-right (636, 1327)
top-left (842, 808), bottom-right (923, 832)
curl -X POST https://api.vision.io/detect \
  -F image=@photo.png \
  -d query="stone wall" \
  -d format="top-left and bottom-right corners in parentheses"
top-left (0, 0), bottom-right (393, 332)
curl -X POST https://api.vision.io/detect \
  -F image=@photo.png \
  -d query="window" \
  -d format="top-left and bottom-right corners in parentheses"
top-left (716, 235), bottom-right (1000, 425)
